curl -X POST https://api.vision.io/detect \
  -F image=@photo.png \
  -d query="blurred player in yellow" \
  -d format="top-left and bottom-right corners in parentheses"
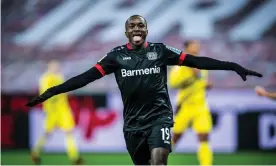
top-left (168, 40), bottom-right (213, 165)
top-left (31, 60), bottom-right (83, 165)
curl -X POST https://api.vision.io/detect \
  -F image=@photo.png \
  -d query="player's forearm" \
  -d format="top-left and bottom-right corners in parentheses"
top-left (182, 54), bottom-right (239, 71)
top-left (265, 92), bottom-right (276, 100)
top-left (46, 67), bottom-right (102, 95)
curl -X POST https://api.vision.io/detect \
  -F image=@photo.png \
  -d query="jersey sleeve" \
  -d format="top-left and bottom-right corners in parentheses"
top-left (162, 44), bottom-right (187, 66)
top-left (94, 52), bottom-right (119, 76)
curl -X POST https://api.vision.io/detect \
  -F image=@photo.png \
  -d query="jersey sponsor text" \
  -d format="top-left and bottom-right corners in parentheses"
top-left (121, 66), bottom-right (161, 77)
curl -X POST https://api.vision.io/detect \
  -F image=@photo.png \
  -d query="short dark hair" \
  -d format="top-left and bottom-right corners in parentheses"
top-left (125, 15), bottom-right (147, 29)
top-left (184, 40), bottom-right (194, 48)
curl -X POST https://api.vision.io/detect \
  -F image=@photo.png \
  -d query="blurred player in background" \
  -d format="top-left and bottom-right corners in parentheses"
top-left (168, 40), bottom-right (213, 165)
top-left (31, 60), bottom-right (83, 165)
top-left (255, 86), bottom-right (276, 100)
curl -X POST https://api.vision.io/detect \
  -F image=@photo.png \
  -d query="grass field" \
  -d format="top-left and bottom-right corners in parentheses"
top-left (1, 151), bottom-right (276, 165)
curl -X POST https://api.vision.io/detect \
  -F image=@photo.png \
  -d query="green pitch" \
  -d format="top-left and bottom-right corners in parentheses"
top-left (1, 151), bottom-right (276, 165)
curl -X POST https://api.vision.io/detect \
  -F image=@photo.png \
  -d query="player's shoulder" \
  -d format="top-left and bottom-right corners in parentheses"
top-left (40, 72), bottom-right (60, 80)
top-left (102, 45), bottom-right (128, 60)
top-left (149, 42), bottom-right (183, 57)
top-left (163, 44), bottom-right (182, 54)
top-left (147, 42), bottom-right (167, 53)
top-left (148, 42), bottom-right (165, 48)
top-left (108, 45), bottom-right (127, 54)
top-left (40, 72), bottom-right (50, 80)
top-left (148, 42), bottom-right (175, 47)
top-left (39, 72), bottom-right (51, 84)
top-left (149, 42), bottom-right (181, 51)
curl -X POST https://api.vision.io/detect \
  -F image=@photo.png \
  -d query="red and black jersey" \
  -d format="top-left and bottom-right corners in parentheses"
top-left (95, 42), bottom-right (186, 131)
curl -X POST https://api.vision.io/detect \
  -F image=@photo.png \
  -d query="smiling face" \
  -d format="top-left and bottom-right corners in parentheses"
top-left (125, 15), bottom-right (148, 47)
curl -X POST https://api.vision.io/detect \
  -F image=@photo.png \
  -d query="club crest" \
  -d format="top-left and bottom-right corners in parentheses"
top-left (147, 52), bottom-right (157, 60)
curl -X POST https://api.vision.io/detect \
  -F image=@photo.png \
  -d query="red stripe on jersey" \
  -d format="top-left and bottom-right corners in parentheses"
top-left (144, 41), bottom-right (148, 48)
top-left (126, 43), bottom-right (132, 50)
top-left (126, 42), bottom-right (149, 50)
top-left (178, 52), bottom-right (187, 65)
top-left (95, 64), bottom-right (105, 76)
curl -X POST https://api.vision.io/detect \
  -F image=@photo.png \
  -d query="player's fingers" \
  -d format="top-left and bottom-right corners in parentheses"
top-left (26, 102), bottom-right (34, 107)
top-left (26, 101), bottom-right (36, 107)
top-left (237, 71), bottom-right (246, 81)
top-left (251, 71), bottom-right (263, 77)
top-left (27, 104), bottom-right (34, 107)
top-left (26, 100), bottom-right (33, 107)
top-left (25, 97), bottom-right (40, 107)
top-left (242, 75), bottom-right (246, 81)
top-left (247, 70), bottom-right (263, 77)
top-left (240, 74), bottom-right (246, 81)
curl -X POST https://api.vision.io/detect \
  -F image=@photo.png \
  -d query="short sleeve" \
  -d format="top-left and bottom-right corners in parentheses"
top-left (162, 44), bottom-right (187, 66)
top-left (95, 52), bottom-right (119, 76)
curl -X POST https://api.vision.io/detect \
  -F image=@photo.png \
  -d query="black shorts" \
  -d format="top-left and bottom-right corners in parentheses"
top-left (124, 123), bottom-right (172, 165)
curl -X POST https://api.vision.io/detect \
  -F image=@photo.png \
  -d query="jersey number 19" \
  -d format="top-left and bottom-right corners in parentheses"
top-left (160, 127), bottom-right (171, 141)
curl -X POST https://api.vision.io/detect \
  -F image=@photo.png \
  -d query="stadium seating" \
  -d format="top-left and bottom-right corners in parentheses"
top-left (2, 0), bottom-right (275, 93)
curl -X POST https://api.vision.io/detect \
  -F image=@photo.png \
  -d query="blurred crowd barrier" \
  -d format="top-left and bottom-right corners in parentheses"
top-left (2, 90), bottom-right (276, 152)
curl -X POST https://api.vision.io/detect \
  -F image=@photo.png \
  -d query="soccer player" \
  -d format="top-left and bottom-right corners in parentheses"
top-left (255, 86), bottom-right (276, 100)
top-left (30, 60), bottom-right (83, 165)
top-left (168, 40), bottom-right (213, 165)
top-left (26, 15), bottom-right (262, 165)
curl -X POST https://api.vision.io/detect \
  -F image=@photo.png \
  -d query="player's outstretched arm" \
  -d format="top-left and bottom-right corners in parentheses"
top-left (255, 86), bottom-right (276, 100)
top-left (181, 55), bottom-right (263, 81)
top-left (26, 67), bottom-right (103, 107)
top-left (164, 44), bottom-right (262, 81)
top-left (26, 51), bottom-right (119, 107)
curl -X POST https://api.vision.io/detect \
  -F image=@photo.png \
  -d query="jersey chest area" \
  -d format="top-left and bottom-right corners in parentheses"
top-left (115, 51), bottom-right (164, 77)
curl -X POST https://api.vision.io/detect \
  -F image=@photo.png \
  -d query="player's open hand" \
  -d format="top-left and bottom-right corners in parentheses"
top-left (26, 90), bottom-right (54, 107)
top-left (255, 86), bottom-right (267, 96)
top-left (234, 65), bottom-right (263, 81)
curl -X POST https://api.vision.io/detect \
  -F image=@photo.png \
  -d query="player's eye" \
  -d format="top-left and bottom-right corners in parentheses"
top-left (138, 24), bottom-right (145, 28)
top-left (129, 24), bottom-right (135, 28)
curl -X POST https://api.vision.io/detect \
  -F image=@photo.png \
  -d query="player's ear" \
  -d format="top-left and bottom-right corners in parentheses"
top-left (125, 32), bottom-right (129, 39)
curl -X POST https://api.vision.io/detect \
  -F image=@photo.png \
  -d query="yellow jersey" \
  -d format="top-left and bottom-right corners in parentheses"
top-left (168, 66), bottom-right (208, 106)
top-left (39, 72), bottom-right (71, 114)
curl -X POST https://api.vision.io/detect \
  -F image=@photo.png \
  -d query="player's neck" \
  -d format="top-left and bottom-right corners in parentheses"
top-left (134, 45), bottom-right (142, 50)
top-left (131, 43), bottom-right (143, 50)
top-left (127, 42), bottom-right (148, 50)
top-left (187, 51), bottom-right (197, 56)
top-left (47, 70), bottom-right (59, 75)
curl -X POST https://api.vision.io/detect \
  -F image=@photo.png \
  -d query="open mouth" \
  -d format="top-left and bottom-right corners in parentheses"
top-left (132, 34), bottom-right (143, 43)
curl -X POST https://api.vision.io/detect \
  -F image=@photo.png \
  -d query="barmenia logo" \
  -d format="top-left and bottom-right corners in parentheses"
top-left (121, 66), bottom-right (161, 77)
